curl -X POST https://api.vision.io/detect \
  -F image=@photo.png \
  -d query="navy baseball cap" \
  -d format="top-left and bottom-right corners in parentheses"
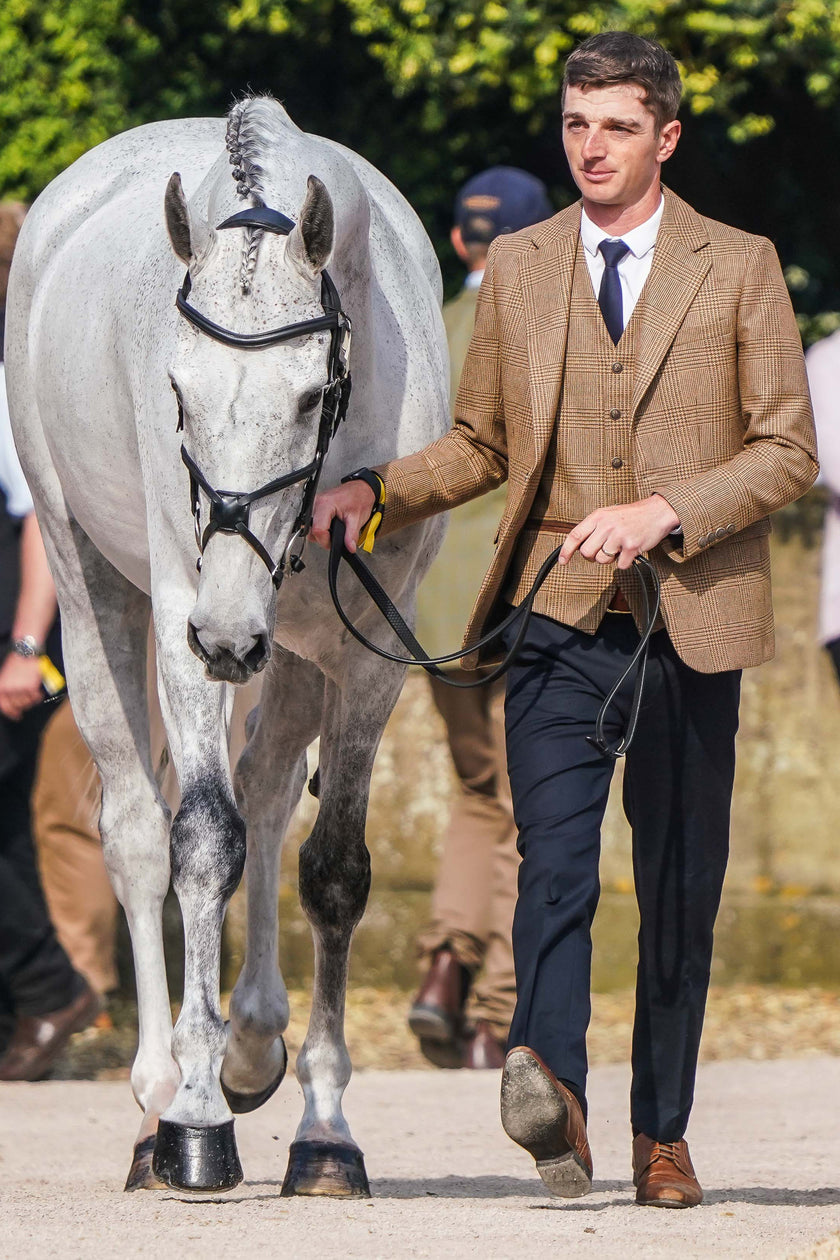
top-left (455, 166), bottom-right (553, 243)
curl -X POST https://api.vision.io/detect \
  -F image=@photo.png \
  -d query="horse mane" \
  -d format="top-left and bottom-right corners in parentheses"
top-left (225, 96), bottom-right (275, 295)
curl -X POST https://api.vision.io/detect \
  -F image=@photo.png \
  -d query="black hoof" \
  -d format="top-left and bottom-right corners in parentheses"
top-left (281, 1140), bottom-right (371, 1198)
top-left (221, 1036), bottom-right (287, 1114)
top-left (153, 1118), bottom-right (243, 1193)
top-left (124, 1135), bottom-right (167, 1192)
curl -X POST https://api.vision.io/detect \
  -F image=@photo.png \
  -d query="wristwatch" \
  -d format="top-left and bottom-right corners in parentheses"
top-left (12, 635), bottom-right (42, 659)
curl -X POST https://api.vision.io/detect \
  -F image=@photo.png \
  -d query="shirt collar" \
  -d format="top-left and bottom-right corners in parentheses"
top-left (463, 268), bottom-right (485, 290)
top-left (580, 195), bottom-right (664, 260)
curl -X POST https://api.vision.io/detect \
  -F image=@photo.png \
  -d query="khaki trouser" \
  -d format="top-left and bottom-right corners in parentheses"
top-left (31, 697), bottom-right (117, 996)
top-left (418, 674), bottom-right (519, 1038)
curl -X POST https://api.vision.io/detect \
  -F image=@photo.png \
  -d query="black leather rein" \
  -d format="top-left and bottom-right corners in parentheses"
top-left (327, 517), bottom-right (661, 760)
top-left (176, 206), bottom-right (352, 587)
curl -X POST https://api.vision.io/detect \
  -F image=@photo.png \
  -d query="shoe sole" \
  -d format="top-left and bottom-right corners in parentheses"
top-left (408, 1004), bottom-right (458, 1045)
top-left (500, 1049), bottom-right (591, 1199)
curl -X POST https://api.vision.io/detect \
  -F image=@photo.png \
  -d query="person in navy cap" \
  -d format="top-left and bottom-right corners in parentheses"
top-left (408, 167), bottom-right (553, 1070)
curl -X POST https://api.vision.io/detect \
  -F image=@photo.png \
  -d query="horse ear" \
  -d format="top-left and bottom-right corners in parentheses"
top-left (286, 175), bottom-right (334, 277)
top-left (164, 172), bottom-right (214, 264)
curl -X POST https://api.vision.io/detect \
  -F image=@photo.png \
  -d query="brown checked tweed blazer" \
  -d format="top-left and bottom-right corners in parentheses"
top-left (377, 188), bottom-right (818, 673)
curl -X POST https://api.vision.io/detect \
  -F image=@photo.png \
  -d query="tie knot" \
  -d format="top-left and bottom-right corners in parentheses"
top-left (599, 239), bottom-right (630, 268)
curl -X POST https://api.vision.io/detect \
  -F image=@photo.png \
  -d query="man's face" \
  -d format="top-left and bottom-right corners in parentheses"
top-left (562, 82), bottom-right (680, 209)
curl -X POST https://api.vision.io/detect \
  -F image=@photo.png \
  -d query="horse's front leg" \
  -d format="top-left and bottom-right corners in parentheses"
top-left (221, 651), bottom-right (324, 1111)
top-left (150, 598), bottom-right (247, 1194)
top-left (283, 651), bottom-right (406, 1198)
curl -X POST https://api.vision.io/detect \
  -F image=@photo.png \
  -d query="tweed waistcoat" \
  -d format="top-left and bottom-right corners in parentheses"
top-left (503, 243), bottom-right (648, 628)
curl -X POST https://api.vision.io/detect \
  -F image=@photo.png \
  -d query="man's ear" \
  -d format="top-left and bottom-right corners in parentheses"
top-left (286, 175), bottom-right (335, 277)
top-left (164, 172), bottom-right (215, 264)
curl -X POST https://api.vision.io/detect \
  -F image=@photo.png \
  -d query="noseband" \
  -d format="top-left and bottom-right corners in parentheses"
top-left (175, 206), bottom-right (352, 587)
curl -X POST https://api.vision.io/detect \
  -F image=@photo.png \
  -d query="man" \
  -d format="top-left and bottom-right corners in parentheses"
top-left (313, 33), bottom-right (817, 1206)
top-left (0, 202), bottom-right (101, 1075)
top-left (410, 168), bottom-right (552, 1071)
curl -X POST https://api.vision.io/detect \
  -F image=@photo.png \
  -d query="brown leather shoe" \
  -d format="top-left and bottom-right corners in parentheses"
top-left (633, 1134), bottom-right (703, 1208)
top-left (408, 948), bottom-right (471, 1062)
top-left (0, 983), bottom-right (101, 1082)
top-left (500, 1046), bottom-right (593, 1197)
top-left (462, 1020), bottom-right (507, 1070)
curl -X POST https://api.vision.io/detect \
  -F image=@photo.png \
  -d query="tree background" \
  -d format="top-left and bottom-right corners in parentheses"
top-left (1, 0), bottom-right (839, 334)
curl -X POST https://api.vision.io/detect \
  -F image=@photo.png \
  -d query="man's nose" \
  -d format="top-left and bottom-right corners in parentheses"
top-left (581, 129), bottom-right (606, 160)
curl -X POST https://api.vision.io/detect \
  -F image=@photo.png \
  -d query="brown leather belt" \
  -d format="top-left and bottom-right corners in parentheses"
top-left (524, 519), bottom-right (631, 612)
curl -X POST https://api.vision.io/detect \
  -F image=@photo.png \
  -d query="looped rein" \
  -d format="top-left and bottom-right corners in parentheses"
top-left (327, 517), bottom-right (661, 759)
top-left (175, 205), bottom-right (352, 588)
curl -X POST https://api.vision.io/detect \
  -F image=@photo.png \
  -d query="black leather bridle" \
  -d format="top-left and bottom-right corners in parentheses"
top-left (175, 206), bottom-right (351, 587)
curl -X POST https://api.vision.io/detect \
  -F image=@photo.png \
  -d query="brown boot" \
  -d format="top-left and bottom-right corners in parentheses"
top-left (500, 1046), bottom-right (593, 1198)
top-left (408, 948), bottom-right (471, 1067)
top-left (0, 983), bottom-right (101, 1081)
top-left (462, 1020), bottom-right (507, 1070)
top-left (633, 1134), bottom-right (703, 1208)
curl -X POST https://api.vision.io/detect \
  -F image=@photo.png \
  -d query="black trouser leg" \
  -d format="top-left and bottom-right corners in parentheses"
top-left (0, 714), bottom-right (82, 1019)
top-left (623, 638), bottom-right (740, 1141)
top-left (503, 614), bottom-right (640, 1102)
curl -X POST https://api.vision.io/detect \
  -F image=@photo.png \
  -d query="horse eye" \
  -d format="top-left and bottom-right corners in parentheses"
top-left (299, 388), bottom-right (324, 414)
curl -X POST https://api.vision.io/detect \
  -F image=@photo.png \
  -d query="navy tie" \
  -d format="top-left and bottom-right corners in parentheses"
top-left (598, 239), bottom-right (630, 345)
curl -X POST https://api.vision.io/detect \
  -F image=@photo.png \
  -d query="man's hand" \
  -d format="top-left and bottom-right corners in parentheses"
top-left (311, 480), bottom-right (376, 553)
top-left (558, 494), bottom-right (680, 571)
top-left (0, 653), bottom-right (44, 720)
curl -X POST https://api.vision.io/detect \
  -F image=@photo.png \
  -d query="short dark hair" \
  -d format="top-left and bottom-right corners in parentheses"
top-left (563, 32), bottom-right (682, 130)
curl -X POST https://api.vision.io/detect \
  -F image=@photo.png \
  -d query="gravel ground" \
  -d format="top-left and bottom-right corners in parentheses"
top-left (3, 1059), bottom-right (840, 1260)
top-left (58, 984), bottom-right (840, 1078)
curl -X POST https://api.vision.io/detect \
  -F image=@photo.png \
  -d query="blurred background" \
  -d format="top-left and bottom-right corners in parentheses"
top-left (2, 0), bottom-right (840, 1072)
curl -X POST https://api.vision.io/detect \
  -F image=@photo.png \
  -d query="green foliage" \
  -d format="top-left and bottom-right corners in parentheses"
top-left (2, 0), bottom-right (840, 317)
top-left (0, 0), bottom-right (154, 197)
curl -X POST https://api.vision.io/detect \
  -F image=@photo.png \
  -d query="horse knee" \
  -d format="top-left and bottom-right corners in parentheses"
top-left (170, 783), bottom-right (246, 904)
top-left (298, 834), bottom-right (370, 933)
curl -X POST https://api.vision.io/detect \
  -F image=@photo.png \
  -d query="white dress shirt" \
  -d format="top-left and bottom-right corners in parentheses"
top-left (580, 196), bottom-right (664, 330)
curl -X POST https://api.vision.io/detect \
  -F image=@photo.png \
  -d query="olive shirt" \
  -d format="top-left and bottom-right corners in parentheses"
top-left (414, 281), bottom-right (507, 658)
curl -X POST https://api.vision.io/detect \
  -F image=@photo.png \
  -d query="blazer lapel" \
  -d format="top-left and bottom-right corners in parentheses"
top-left (521, 208), bottom-right (579, 463)
top-left (631, 190), bottom-right (712, 415)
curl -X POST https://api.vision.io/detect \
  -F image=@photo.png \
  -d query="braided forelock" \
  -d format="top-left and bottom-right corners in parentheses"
top-left (225, 97), bottom-right (270, 294)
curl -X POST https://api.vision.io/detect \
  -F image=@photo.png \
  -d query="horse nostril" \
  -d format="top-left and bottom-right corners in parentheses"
top-left (244, 633), bottom-right (270, 672)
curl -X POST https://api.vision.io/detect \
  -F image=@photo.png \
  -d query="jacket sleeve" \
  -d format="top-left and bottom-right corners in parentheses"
top-left (375, 242), bottom-right (509, 536)
top-left (653, 237), bottom-right (818, 564)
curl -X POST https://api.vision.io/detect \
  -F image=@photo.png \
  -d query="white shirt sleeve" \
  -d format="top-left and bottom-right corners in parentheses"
top-left (0, 364), bottom-right (34, 518)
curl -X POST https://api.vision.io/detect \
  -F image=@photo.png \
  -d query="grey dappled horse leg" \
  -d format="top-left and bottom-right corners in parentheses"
top-left (46, 525), bottom-right (176, 1191)
top-left (283, 656), bottom-right (406, 1198)
top-left (152, 601), bottom-right (247, 1192)
top-left (222, 652), bottom-right (324, 1111)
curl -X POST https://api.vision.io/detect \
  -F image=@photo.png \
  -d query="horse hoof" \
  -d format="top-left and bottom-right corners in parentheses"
top-left (152, 1118), bottom-right (243, 1193)
top-left (221, 1035), bottom-right (287, 1114)
top-left (281, 1140), bottom-right (371, 1198)
top-left (124, 1136), bottom-right (167, 1192)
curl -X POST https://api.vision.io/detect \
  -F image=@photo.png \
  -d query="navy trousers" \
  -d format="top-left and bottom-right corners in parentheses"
top-left (502, 611), bottom-right (741, 1141)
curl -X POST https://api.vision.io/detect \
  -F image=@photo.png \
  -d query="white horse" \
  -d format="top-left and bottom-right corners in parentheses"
top-left (5, 95), bottom-right (448, 1195)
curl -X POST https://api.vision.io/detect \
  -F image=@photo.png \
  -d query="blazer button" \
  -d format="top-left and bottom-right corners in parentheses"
top-left (612, 362), bottom-right (623, 373)
top-left (611, 456), bottom-right (623, 469)
top-left (610, 408), bottom-right (621, 419)
top-left (715, 526), bottom-right (728, 540)
top-left (698, 534), bottom-right (709, 548)
top-left (725, 523), bottom-right (735, 533)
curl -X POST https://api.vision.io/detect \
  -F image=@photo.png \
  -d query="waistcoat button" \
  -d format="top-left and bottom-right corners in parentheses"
top-left (611, 457), bottom-right (623, 469)
top-left (611, 362), bottom-right (623, 373)
top-left (610, 408), bottom-right (621, 419)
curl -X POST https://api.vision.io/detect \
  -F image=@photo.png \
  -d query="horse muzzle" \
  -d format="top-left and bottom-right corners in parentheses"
top-left (187, 618), bottom-right (272, 684)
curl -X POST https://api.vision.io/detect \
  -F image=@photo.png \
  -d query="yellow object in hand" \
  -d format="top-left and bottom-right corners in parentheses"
top-left (38, 654), bottom-right (66, 696)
